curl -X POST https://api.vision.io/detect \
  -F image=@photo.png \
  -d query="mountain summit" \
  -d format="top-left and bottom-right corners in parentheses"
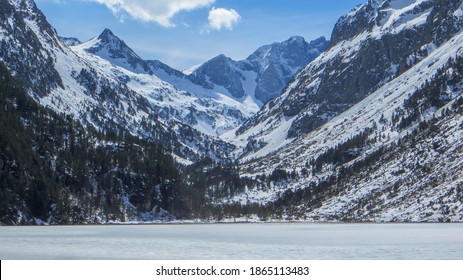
top-left (79, 28), bottom-right (149, 73)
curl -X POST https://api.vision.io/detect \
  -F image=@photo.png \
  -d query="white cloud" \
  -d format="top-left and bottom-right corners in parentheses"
top-left (208, 7), bottom-right (241, 31)
top-left (90, 0), bottom-right (215, 27)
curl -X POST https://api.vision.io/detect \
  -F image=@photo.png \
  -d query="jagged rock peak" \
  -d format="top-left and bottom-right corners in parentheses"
top-left (247, 36), bottom-right (328, 66)
top-left (209, 54), bottom-right (233, 62)
top-left (98, 28), bottom-right (116, 41)
top-left (95, 28), bottom-right (128, 48)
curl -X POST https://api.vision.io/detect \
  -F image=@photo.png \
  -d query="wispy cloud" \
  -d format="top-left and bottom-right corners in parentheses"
top-left (37, 0), bottom-right (66, 4)
top-left (208, 7), bottom-right (241, 31)
top-left (89, 0), bottom-right (215, 27)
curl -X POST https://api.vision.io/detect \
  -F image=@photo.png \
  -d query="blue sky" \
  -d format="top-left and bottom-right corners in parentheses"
top-left (35, 0), bottom-right (364, 70)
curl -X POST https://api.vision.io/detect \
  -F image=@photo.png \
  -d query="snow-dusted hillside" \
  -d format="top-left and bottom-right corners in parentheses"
top-left (236, 28), bottom-right (463, 183)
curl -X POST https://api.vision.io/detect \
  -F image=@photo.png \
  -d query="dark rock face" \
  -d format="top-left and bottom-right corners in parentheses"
top-left (249, 36), bottom-right (329, 104)
top-left (188, 54), bottom-right (246, 99)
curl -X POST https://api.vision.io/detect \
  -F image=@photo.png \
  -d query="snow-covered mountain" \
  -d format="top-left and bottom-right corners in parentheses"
top-left (73, 29), bottom-right (258, 138)
top-left (222, 0), bottom-right (463, 221)
top-left (187, 36), bottom-right (329, 108)
top-left (76, 28), bottom-right (190, 84)
top-left (0, 0), bottom-right (253, 162)
top-left (249, 36), bottom-right (329, 104)
top-left (80, 29), bottom-right (328, 114)
top-left (231, 0), bottom-right (463, 161)
top-left (0, 0), bottom-right (332, 164)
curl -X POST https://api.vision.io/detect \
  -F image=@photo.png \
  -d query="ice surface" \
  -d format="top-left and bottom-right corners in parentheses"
top-left (0, 224), bottom-right (462, 260)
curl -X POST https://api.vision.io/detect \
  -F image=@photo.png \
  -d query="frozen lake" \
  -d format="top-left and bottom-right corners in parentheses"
top-left (1, 223), bottom-right (462, 259)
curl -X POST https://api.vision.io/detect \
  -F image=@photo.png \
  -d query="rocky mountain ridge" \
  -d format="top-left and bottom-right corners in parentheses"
top-left (187, 36), bottom-right (328, 106)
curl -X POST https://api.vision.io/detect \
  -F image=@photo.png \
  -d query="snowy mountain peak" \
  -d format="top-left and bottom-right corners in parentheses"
top-left (209, 54), bottom-right (233, 63)
top-left (247, 36), bottom-right (329, 103)
top-left (248, 36), bottom-right (327, 67)
top-left (92, 28), bottom-right (141, 60)
top-left (76, 28), bottom-right (148, 73)
top-left (190, 54), bottom-right (247, 99)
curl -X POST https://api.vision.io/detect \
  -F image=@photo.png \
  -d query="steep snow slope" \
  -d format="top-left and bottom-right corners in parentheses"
top-left (0, 0), bottom-right (64, 98)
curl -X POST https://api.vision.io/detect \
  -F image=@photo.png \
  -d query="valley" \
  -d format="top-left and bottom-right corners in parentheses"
top-left (1, 0), bottom-right (462, 224)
